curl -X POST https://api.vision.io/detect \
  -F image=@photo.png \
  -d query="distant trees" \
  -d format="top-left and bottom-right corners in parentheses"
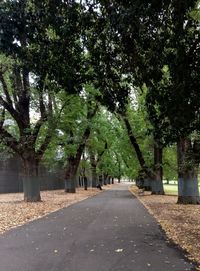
top-left (85, 0), bottom-right (200, 203)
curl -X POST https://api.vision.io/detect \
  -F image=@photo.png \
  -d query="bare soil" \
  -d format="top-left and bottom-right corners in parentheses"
top-left (130, 185), bottom-right (200, 270)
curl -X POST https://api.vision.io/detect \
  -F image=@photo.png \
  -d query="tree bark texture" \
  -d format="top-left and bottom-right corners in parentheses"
top-left (65, 156), bottom-right (80, 193)
top-left (151, 143), bottom-right (164, 195)
top-left (21, 154), bottom-right (41, 202)
top-left (177, 138), bottom-right (200, 204)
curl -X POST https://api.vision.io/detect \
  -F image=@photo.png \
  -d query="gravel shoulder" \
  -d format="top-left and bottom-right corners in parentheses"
top-left (0, 186), bottom-right (110, 234)
top-left (130, 185), bottom-right (200, 270)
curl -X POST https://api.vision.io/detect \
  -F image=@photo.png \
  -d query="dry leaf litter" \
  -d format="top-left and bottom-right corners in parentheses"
top-left (130, 185), bottom-right (200, 270)
top-left (0, 186), bottom-right (113, 234)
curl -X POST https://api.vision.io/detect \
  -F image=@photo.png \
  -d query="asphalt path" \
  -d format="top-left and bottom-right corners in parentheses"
top-left (0, 184), bottom-right (196, 271)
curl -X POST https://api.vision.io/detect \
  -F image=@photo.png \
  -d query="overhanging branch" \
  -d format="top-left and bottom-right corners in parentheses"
top-left (0, 127), bottom-right (19, 154)
top-left (0, 95), bottom-right (23, 128)
top-left (0, 72), bottom-right (13, 106)
top-left (0, 109), bottom-right (5, 128)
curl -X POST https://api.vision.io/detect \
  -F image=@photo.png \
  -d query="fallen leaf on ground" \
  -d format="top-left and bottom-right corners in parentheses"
top-left (131, 185), bottom-right (200, 269)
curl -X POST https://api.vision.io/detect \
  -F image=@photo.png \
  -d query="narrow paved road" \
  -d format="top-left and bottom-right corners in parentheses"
top-left (0, 184), bottom-right (196, 271)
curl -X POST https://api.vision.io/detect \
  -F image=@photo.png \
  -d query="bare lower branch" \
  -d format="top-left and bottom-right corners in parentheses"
top-left (120, 111), bottom-right (146, 169)
top-left (39, 90), bottom-right (47, 119)
top-left (97, 141), bottom-right (108, 164)
top-left (0, 127), bottom-right (19, 154)
top-left (0, 109), bottom-right (5, 128)
top-left (0, 73), bottom-right (13, 106)
top-left (22, 68), bottom-right (30, 95)
top-left (48, 91), bottom-right (53, 115)
top-left (12, 66), bottom-right (23, 100)
top-left (36, 131), bottom-right (52, 159)
top-left (32, 117), bottom-right (45, 141)
top-left (0, 95), bottom-right (23, 128)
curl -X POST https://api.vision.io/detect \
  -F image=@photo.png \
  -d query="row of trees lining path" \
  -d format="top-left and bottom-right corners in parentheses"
top-left (0, 0), bottom-right (200, 203)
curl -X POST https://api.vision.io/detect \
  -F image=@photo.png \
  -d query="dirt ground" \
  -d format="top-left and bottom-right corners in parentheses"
top-left (0, 186), bottom-right (110, 234)
top-left (130, 185), bottom-right (200, 270)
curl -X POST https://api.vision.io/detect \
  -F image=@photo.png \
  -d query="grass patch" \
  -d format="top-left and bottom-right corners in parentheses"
top-left (164, 184), bottom-right (178, 195)
top-left (163, 183), bottom-right (200, 195)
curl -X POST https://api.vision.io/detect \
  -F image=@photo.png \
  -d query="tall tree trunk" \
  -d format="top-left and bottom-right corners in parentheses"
top-left (21, 154), bottom-right (41, 202)
top-left (83, 176), bottom-right (88, 190)
top-left (177, 138), bottom-right (200, 204)
top-left (89, 141), bottom-right (107, 188)
top-left (121, 113), bottom-right (153, 191)
top-left (65, 127), bottom-right (91, 193)
top-left (103, 173), bottom-right (108, 185)
top-left (65, 156), bottom-right (80, 193)
top-left (99, 175), bottom-right (103, 186)
top-left (89, 153), bottom-right (98, 188)
top-left (122, 115), bottom-right (146, 169)
top-left (91, 165), bottom-right (98, 188)
top-left (151, 143), bottom-right (165, 195)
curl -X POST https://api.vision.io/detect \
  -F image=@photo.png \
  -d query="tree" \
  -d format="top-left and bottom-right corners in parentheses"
top-left (44, 89), bottom-right (98, 193)
top-left (64, 100), bottom-right (97, 193)
top-left (87, 109), bottom-right (113, 187)
top-left (144, 0), bottom-right (200, 203)
top-left (84, 1), bottom-right (167, 193)
top-left (0, 0), bottom-right (85, 200)
top-left (0, 54), bottom-right (56, 201)
top-left (93, 0), bottom-right (200, 203)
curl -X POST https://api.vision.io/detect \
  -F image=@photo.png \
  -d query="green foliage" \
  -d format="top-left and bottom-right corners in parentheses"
top-left (0, 0), bottom-right (86, 93)
top-left (190, 1), bottom-right (200, 20)
top-left (144, 1), bottom-right (200, 143)
top-left (93, 1), bottom-right (200, 146)
top-left (163, 145), bottom-right (177, 181)
top-left (1, 0), bottom-right (200, 186)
